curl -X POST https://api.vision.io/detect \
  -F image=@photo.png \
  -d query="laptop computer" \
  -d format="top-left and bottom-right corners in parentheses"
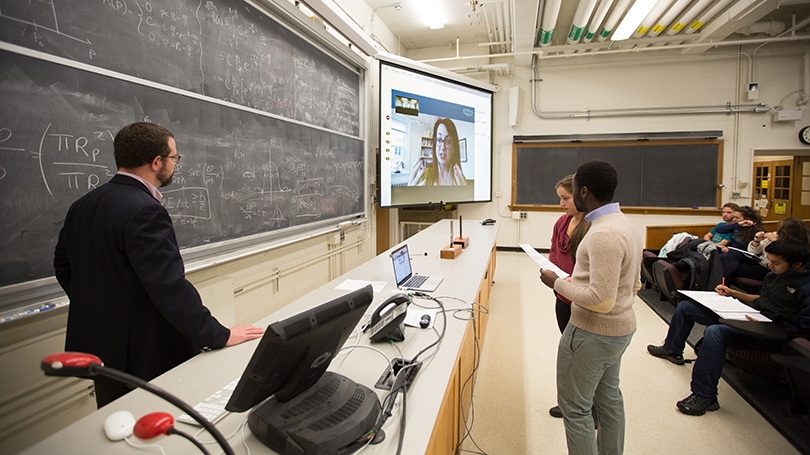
top-left (390, 244), bottom-right (444, 292)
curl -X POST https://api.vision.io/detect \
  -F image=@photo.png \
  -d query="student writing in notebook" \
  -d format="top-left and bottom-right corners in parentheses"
top-left (647, 238), bottom-right (810, 416)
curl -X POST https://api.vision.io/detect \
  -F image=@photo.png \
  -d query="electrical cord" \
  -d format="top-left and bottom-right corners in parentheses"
top-left (337, 344), bottom-right (396, 380)
top-left (455, 307), bottom-right (488, 455)
top-left (410, 295), bottom-right (446, 363)
top-left (124, 436), bottom-right (168, 455)
top-left (169, 427), bottom-right (212, 455)
top-left (195, 415), bottom-right (251, 451)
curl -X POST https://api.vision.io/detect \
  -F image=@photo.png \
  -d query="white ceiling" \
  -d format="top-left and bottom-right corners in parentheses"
top-left (364, 0), bottom-right (810, 63)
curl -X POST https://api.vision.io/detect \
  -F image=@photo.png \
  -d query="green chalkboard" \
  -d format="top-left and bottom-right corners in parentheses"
top-left (512, 140), bottom-right (722, 209)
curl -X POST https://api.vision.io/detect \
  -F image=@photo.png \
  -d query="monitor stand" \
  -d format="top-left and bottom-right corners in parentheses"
top-left (248, 372), bottom-right (381, 455)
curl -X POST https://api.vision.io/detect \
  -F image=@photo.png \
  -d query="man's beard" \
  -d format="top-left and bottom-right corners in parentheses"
top-left (157, 169), bottom-right (174, 187)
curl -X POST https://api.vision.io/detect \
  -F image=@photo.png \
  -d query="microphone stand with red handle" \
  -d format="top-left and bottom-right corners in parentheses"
top-left (41, 352), bottom-right (235, 455)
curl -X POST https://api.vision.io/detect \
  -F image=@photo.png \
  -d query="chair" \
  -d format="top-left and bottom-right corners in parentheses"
top-left (725, 345), bottom-right (783, 381)
top-left (731, 276), bottom-right (763, 295)
top-left (772, 337), bottom-right (810, 414)
top-left (721, 319), bottom-right (786, 381)
top-left (652, 259), bottom-right (688, 304)
top-left (641, 250), bottom-right (660, 290)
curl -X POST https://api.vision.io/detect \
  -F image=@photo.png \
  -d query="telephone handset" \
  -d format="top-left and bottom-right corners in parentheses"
top-left (366, 293), bottom-right (411, 343)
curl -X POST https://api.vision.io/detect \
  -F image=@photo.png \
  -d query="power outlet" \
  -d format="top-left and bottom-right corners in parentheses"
top-left (520, 211), bottom-right (527, 219)
top-left (327, 231), bottom-right (345, 245)
top-left (731, 191), bottom-right (741, 199)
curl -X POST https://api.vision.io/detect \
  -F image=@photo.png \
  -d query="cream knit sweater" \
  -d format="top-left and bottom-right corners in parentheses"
top-left (554, 211), bottom-right (642, 337)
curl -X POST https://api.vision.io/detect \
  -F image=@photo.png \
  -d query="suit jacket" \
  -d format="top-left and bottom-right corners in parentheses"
top-left (54, 174), bottom-right (230, 381)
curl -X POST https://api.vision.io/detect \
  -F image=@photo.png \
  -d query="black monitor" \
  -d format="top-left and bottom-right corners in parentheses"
top-left (226, 285), bottom-right (374, 413)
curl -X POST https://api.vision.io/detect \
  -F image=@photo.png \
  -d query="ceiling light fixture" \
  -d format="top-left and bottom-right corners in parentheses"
top-left (411, 0), bottom-right (447, 29)
top-left (611, 0), bottom-right (662, 41)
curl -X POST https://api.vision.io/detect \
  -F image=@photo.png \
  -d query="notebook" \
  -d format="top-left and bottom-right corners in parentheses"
top-left (390, 244), bottom-right (444, 292)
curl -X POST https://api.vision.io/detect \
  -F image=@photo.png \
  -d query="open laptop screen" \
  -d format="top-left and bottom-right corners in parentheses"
top-left (391, 245), bottom-right (412, 286)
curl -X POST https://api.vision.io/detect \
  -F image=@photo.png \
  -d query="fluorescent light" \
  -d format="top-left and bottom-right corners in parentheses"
top-left (611, 0), bottom-right (661, 41)
top-left (411, 0), bottom-right (446, 29)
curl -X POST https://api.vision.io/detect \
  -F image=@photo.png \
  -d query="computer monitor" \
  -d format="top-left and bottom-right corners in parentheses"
top-left (226, 285), bottom-right (374, 412)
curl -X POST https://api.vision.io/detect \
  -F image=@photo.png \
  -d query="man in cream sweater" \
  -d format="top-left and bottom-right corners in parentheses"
top-left (540, 160), bottom-right (642, 455)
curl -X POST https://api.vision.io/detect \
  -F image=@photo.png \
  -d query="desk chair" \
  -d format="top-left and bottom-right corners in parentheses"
top-left (773, 337), bottom-right (810, 414)
top-left (721, 319), bottom-right (786, 381)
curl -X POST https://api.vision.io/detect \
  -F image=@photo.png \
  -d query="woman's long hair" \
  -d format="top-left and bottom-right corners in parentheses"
top-left (556, 174), bottom-right (591, 262)
top-left (431, 118), bottom-right (461, 174)
top-left (735, 206), bottom-right (764, 244)
top-left (777, 217), bottom-right (810, 244)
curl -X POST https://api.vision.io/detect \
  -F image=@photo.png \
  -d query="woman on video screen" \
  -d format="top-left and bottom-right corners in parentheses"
top-left (408, 118), bottom-right (467, 186)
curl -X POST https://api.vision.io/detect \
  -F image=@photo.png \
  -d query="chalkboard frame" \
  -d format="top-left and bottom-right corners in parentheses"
top-left (510, 140), bottom-right (723, 215)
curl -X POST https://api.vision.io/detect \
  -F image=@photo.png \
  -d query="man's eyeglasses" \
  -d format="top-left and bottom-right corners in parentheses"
top-left (163, 154), bottom-right (182, 163)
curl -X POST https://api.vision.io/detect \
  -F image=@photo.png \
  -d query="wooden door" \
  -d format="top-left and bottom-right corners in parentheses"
top-left (769, 160), bottom-right (793, 221)
top-left (753, 160), bottom-right (793, 221)
top-left (792, 157), bottom-right (810, 220)
top-left (753, 163), bottom-right (770, 218)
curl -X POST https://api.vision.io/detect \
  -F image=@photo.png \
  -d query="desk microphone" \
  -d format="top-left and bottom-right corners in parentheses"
top-left (135, 412), bottom-right (212, 455)
top-left (41, 352), bottom-right (234, 455)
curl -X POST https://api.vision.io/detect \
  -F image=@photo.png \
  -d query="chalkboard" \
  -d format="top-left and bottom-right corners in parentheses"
top-left (0, 0), bottom-right (365, 290)
top-left (512, 141), bottom-right (722, 208)
top-left (0, 0), bottom-right (360, 135)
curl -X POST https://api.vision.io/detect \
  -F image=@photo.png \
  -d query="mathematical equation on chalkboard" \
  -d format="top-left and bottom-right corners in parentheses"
top-left (0, 46), bottom-right (364, 289)
top-left (0, 0), bottom-right (360, 136)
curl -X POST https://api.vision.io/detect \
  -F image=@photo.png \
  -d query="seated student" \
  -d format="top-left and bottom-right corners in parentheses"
top-left (703, 202), bottom-right (740, 246)
top-left (647, 238), bottom-right (810, 415)
top-left (748, 217), bottom-right (810, 267)
top-left (715, 206), bottom-right (766, 281)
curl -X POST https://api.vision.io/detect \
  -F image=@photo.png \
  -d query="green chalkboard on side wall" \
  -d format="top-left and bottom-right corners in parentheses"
top-left (512, 140), bottom-right (722, 211)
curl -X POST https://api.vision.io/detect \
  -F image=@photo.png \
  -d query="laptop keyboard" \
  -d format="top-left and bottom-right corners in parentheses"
top-left (403, 275), bottom-right (429, 288)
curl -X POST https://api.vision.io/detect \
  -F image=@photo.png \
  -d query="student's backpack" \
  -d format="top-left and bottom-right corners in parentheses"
top-left (652, 239), bottom-right (723, 304)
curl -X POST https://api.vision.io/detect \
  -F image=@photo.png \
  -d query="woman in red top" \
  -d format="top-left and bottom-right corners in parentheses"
top-left (549, 174), bottom-right (591, 333)
top-left (547, 174), bottom-right (590, 419)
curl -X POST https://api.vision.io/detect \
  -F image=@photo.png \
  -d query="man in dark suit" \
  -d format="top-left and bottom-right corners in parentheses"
top-left (54, 122), bottom-right (264, 408)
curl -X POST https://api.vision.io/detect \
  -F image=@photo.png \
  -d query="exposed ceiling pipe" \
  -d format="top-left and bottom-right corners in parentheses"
top-left (530, 55), bottom-right (770, 119)
top-left (582, 0), bottom-right (615, 43)
top-left (510, 0), bottom-right (517, 53)
top-left (682, 0), bottom-right (734, 36)
top-left (568, 0), bottom-right (600, 45)
top-left (597, 0), bottom-right (633, 41)
top-left (418, 33), bottom-right (810, 63)
top-left (645, 0), bottom-right (695, 39)
top-left (495, 1), bottom-right (509, 52)
top-left (665, 0), bottom-right (714, 38)
top-left (740, 19), bottom-right (786, 36)
top-left (752, 14), bottom-right (810, 81)
top-left (482, 3), bottom-right (496, 50)
top-left (538, 0), bottom-right (564, 46)
top-left (632, 0), bottom-right (676, 39)
top-left (799, 49), bottom-right (810, 106)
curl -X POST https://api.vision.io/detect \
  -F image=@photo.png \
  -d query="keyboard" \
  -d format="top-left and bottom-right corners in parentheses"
top-left (177, 377), bottom-right (240, 425)
top-left (403, 275), bottom-right (428, 288)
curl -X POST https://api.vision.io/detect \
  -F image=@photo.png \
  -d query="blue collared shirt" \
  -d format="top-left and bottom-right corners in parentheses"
top-left (585, 202), bottom-right (621, 222)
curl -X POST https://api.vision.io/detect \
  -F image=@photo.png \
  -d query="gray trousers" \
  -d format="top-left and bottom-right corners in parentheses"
top-left (557, 324), bottom-right (634, 455)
